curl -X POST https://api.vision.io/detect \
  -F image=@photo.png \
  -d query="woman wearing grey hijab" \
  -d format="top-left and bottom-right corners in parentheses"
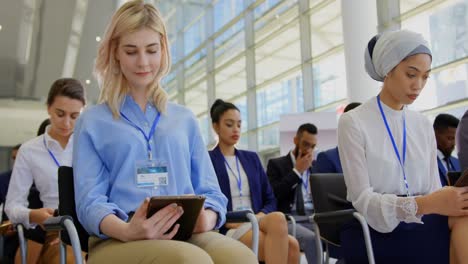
top-left (337, 30), bottom-right (468, 264)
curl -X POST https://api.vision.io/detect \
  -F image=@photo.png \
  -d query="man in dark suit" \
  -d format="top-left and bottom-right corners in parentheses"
top-left (267, 123), bottom-right (317, 218)
top-left (312, 103), bottom-right (361, 174)
top-left (434, 113), bottom-right (460, 186)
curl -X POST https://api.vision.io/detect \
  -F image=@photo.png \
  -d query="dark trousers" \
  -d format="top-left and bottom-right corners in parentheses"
top-left (340, 214), bottom-right (449, 264)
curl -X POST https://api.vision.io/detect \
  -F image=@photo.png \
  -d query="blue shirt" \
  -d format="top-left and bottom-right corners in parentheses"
top-left (73, 95), bottom-right (227, 238)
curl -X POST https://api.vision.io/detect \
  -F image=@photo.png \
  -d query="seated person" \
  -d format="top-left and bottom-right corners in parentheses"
top-left (267, 123), bottom-right (317, 218)
top-left (433, 113), bottom-right (460, 186)
top-left (0, 144), bottom-right (20, 264)
top-left (208, 99), bottom-right (301, 264)
top-left (312, 102), bottom-right (361, 174)
top-left (338, 29), bottom-right (468, 263)
top-left (72, 2), bottom-right (257, 263)
top-left (5, 78), bottom-right (86, 263)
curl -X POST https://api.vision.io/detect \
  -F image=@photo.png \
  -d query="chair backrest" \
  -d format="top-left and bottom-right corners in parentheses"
top-left (309, 173), bottom-right (353, 246)
top-left (58, 166), bottom-right (89, 252)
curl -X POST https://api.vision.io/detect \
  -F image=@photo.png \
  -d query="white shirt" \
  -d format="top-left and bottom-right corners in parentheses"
top-left (337, 98), bottom-right (441, 233)
top-left (224, 155), bottom-right (252, 211)
top-left (5, 126), bottom-right (73, 228)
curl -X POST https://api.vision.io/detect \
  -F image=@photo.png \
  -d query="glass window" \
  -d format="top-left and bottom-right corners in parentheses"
top-left (254, 0), bottom-right (281, 19)
top-left (233, 96), bottom-right (248, 132)
top-left (185, 52), bottom-right (207, 88)
top-left (215, 56), bottom-right (247, 100)
top-left (185, 81), bottom-right (208, 116)
top-left (257, 72), bottom-right (303, 127)
top-left (214, 0), bottom-right (244, 32)
top-left (215, 20), bottom-right (245, 67)
top-left (411, 62), bottom-right (468, 111)
top-left (399, 0), bottom-right (432, 14)
top-left (402, 0), bottom-right (468, 110)
top-left (402, 0), bottom-right (468, 68)
top-left (255, 21), bottom-right (301, 85)
top-left (184, 17), bottom-right (205, 56)
top-left (258, 125), bottom-right (280, 151)
top-left (310, 0), bottom-right (343, 57)
top-left (198, 114), bottom-right (210, 145)
top-left (255, 0), bottom-right (298, 43)
top-left (312, 52), bottom-right (347, 107)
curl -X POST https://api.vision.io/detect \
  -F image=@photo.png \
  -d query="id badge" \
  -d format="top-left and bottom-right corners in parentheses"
top-left (233, 196), bottom-right (251, 211)
top-left (135, 160), bottom-right (168, 189)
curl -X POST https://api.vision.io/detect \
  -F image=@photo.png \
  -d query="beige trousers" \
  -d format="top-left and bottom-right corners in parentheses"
top-left (87, 231), bottom-right (257, 264)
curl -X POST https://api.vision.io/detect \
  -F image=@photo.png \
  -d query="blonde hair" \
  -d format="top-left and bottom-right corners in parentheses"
top-left (94, 0), bottom-right (171, 118)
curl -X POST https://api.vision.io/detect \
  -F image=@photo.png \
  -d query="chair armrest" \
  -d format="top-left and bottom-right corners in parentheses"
top-left (312, 209), bottom-right (356, 224)
top-left (226, 210), bottom-right (254, 223)
top-left (16, 224), bottom-right (27, 264)
top-left (285, 214), bottom-right (297, 237)
top-left (43, 216), bottom-right (73, 232)
top-left (44, 216), bottom-right (84, 264)
top-left (327, 193), bottom-right (352, 207)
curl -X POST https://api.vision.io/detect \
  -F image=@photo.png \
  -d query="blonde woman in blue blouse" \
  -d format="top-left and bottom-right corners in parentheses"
top-left (72, 1), bottom-right (257, 263)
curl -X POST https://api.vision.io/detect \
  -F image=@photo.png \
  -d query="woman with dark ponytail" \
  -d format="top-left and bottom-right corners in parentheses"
top-left (209, 99), bottom-right (301, 264)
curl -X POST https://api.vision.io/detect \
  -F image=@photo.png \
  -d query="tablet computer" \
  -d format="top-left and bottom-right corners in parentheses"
top-left (146, 195), bottom-right (205, 241)
top-left (454, 169), bottom-right (468, 187)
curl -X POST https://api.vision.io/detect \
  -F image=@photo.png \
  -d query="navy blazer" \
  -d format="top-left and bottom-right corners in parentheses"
top-left (437, 155), bottom-right (461, 186)
top-left (209, 145), bottom-right (277, 215)
top-left (311, 147), bottom-right (342, 173)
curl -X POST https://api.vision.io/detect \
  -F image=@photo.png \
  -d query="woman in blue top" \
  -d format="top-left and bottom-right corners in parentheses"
top-left (208, 99), bottom-right (300, 264)
top-left (72, 1), bottom-right (257, 263)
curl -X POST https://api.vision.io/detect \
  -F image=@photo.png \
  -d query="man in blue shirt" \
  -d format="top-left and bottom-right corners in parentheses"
top-left (312, 102), bottom-right (361, 174)
top-left (434, 113), bottom-right (460, 186)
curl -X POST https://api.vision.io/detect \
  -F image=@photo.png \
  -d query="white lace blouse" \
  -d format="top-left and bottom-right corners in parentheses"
top-left (337, 98), bottom-right (441, 233)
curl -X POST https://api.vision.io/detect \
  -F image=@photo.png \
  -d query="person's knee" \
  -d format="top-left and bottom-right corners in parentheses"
top-left (265, 212), bottom-right (288, 234)
top-left (201, 234), bottom-right (257, 264)
top-left (288, 236), bottom-right (301, 258)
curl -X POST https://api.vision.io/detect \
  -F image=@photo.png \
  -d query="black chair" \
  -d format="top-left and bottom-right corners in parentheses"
top-left (38, 166), bottom-right (85, 264)
top-left (309, 173), bottom-right (375, 264)
top-left (47, 166), bottom-right (260, 262)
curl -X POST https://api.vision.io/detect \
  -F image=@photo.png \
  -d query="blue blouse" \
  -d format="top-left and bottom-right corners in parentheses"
top-left (73, 95), bottom-right (227, 238)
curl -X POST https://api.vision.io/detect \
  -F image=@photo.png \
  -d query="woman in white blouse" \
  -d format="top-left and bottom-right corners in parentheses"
top-left (337, 30), bottom-right (468, 264)
top-left (5, 78), bottom-right (85, 263)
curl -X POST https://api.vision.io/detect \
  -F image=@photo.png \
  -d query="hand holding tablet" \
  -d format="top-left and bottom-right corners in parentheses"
top-left (146, 195), bottom-right (206, 241)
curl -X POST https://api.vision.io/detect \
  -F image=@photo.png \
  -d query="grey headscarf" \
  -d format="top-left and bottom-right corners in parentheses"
top-left (364, 30), bottom-right (432, 82)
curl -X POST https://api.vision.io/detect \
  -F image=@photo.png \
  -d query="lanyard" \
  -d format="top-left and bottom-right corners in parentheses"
top-left (120, 111), bottom-right (161, 160)
top-left (43, 136), bottom-right (60, 167)
top-left (224, 155), bottom-right (243, 196)
top-left (377, 95), bottom-right (409, 196)
top-left (301, 170), bottom-right (310, 190)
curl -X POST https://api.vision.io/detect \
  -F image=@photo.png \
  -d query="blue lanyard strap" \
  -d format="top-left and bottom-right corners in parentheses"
top-left (377, 95), bottom-right (409, 196)
top-left (43, 136), bottom-right (60, 167)
top-left (120, 111), bottom-right (161, 160)
top-left (223, 155), bottom-right (243, 196)
top-left (301, 170), bottom-right (310, 190)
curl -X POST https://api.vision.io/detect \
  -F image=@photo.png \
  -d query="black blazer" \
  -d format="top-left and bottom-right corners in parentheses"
top-left (266, 153), bottom-right (309, 214)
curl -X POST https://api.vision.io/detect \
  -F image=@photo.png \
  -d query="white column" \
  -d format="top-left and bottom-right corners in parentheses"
top-left (341, 0), bottom-right (380, 103)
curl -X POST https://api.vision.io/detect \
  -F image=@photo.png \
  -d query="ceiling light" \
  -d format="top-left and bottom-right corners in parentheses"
top-left (0, 25), bottom-right (2, 31)
top-left (96, 36), bottom-right (101, 42)
top-left (85, 79), bottom-right (91, 85)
